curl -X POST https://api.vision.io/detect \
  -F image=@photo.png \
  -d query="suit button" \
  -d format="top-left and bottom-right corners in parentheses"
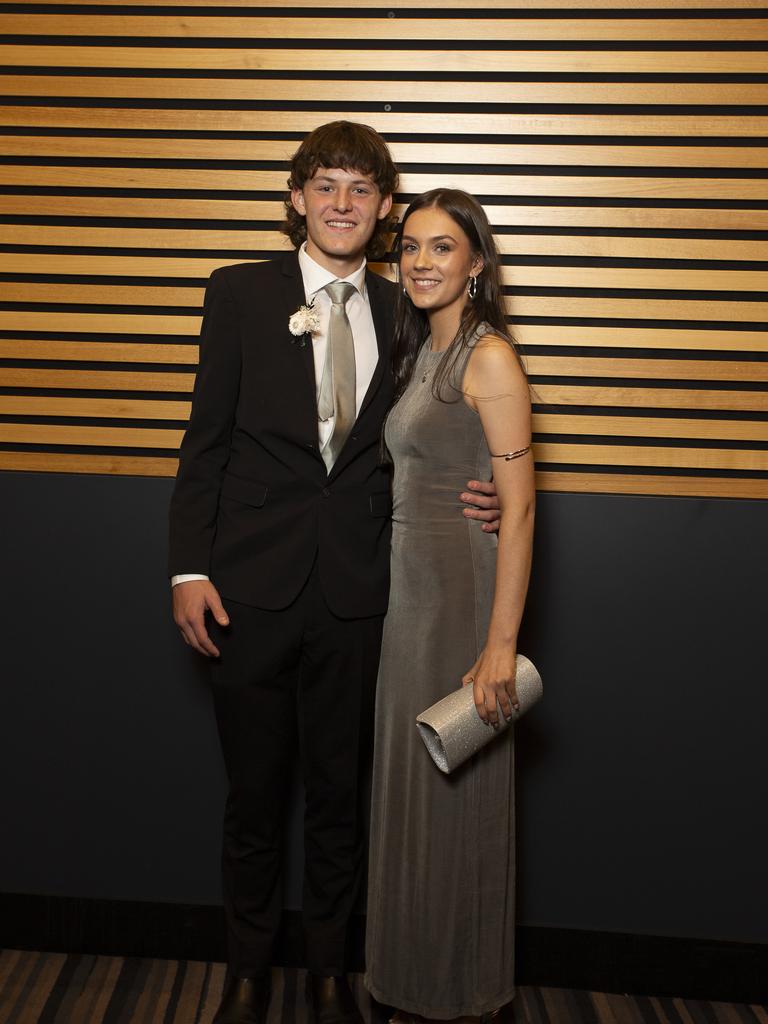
top-left (321, 487), bottom-right (330, 498)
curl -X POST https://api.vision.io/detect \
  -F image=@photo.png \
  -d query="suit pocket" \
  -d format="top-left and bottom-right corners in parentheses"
top-left (220, 474), bottom-right (268, 508)
top-left (369, 491), bottom-right (392, 518)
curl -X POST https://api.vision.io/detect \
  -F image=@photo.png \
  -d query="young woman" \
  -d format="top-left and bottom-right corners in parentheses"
top-left (365, 190), bottom-right (535, 1021)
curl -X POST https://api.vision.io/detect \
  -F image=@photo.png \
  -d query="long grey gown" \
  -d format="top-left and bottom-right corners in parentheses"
top-left (365, 329), bottom-right (516, 1019)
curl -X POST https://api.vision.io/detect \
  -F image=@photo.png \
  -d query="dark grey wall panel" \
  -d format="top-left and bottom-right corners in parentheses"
top-left (1, 472), bottom-right (766, 942)
top-left (517, 491), bottom-right (767, 943)
top-left (1, 472), bottom-right (224, 903)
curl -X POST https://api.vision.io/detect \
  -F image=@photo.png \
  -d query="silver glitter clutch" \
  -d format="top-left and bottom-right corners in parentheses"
top-left (416, 654), bottom-right (542, 774)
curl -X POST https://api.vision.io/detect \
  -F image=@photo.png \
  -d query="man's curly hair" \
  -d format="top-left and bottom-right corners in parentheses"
top-left (283, 121), bottom-right (399, 261)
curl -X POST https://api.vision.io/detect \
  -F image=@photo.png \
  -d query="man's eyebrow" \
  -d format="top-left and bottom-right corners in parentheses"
top-left (313, 174), bottom-right (374, 184)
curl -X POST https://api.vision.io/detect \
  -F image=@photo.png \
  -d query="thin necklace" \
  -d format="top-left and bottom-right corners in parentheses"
top-left (421, 336), bottom-right (446, 383)
top-left (421, 348), bottom-right (440, 383)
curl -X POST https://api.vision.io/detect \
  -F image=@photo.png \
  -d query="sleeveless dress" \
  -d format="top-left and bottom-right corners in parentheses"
top-left (365, 328), bottom-right (516, 1019)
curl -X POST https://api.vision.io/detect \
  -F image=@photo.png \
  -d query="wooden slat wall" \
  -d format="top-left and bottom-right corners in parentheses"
top-left (0, 2), bottom-right (766, 498)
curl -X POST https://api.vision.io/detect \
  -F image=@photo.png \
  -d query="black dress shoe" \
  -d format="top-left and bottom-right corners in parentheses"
top-left (213, 973), bottom-right (271, 1024)
top-left (307, 974), bottom-right (364, 1024)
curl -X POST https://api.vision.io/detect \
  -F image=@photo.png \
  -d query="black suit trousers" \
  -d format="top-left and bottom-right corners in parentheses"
top-left (209, 565), bottom-right (383, 976)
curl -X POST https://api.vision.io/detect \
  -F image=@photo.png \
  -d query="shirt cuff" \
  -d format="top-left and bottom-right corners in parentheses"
top-left (171, 574), bottom-right (210, 587)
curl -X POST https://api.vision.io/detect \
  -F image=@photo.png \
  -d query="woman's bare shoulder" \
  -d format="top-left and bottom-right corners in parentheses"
top-left (466, 333), bottom-right (527, 395)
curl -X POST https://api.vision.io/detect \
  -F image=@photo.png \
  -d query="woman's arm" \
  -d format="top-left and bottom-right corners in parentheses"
top-left (462, 337), bottom-right (535, 727)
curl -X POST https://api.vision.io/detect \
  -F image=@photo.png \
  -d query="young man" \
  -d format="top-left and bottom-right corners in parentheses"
top-left (169, 122), bottom-right (499, 1024)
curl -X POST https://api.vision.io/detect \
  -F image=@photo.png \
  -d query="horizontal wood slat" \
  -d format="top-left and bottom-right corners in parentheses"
top-left (4, 338), bottom-right (767, 384)
top-left (0, 451), bottom-right (177, 476)
top-left (3, 137), bottom-right (768, 170)
top-left (0, 254), bottom-right (248, 278)
top-left (1, 327), bottom-right (766, 356)
top-left (0, 226), bottom-right (283, 251)
top-left (0, 339), bottom-right (198, 364)
top-left (496, 238), bottom-right (768, 261)
top-left (513, 298), bottom-right (768, 322)
top-left (534, 443), bottom-right (768, 471)
top-left (534, 472), bottom-right (768, 499)
top-left (4, 16), bottom-right (767, 42)
top-left (0, 423), bottom-right (184, 448)
top-left (527, 357), bottom-right (768, 382)
top-left (4, 107), bottom-right (768, 136)
top-left (6, 77), bottom-right (768, 107)
top-left (4, 165), bottom-right (768, 201)
top-left (1, 198), bottom-right (766, 233)
top-left (11, 0), bottom-right (768, 8)
top-left (6, 395), bottom-right (768, 444)
top-left (533, 386), bottom-right (768, 412)
top-left (0, 395), bottom-right (190, 419)
top-left (0, 426), bottom-right (765, 473)
top-left (0, 367), bottom-right (195, 391)
top-left (0, 453), bottom-right (764, 500)
top-left (512, 269), bottom-right (768, 292)
top-left (3, 227), bottom-right (765, 262)
top-left (2, 364), bottom-right (766, 413)
top-left (3, 413), bottom-right (765, 446)
top-left (6, 393), bottom-right (768, 434)
top-left (3, 325), bottom-right (767, 356)
top-left (0, 282), bottom-right (203, 306)
top-left (1, 298), bottom-right (766, 333)
top-left (512, 297), bottom-right (768, 321)
top-left (5, 258), bottom-right (768, 304)
top-left (532, 415), bottom-right (768, 442)
top-left (2, 313), bottom-right (767, 343)
top-left (2, 47), bottom-right (767, 74)
top-left (516, 327), bottom-right (768, 353)
top-left (0, 312), bottom-right (201, 335)
top-left (5, 265), bottom-right (768, 296)
top-left (2, 450), bottom-right (765, 501)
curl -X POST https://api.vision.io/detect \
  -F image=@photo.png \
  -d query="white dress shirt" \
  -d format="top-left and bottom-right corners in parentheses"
top-left (299, 243), bottom-right (379, 451)
top-left (172, 244), bottom-right (380, 587)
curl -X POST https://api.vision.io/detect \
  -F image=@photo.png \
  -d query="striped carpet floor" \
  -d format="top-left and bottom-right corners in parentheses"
top-left (1, 950), bottom-right (767, 1024)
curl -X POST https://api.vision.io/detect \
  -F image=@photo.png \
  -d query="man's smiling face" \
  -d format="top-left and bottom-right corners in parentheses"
top-left (291, 166), bottom-right (393, 275)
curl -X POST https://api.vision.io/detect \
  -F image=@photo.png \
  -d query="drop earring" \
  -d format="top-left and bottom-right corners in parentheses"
top-left (468, 275), bottom-right (477, 300)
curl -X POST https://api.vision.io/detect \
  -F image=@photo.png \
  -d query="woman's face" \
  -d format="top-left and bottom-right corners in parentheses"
top-left (400, 206), bottom-right (483, 318)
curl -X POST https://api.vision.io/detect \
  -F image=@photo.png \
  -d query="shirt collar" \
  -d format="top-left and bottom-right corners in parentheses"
top-left (298, 242), bottom-right (367, 301)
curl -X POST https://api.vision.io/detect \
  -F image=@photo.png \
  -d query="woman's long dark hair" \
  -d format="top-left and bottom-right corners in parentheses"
top-left (390, 188), bottom-right (521, 407)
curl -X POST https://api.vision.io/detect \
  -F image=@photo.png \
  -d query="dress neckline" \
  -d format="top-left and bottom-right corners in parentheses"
top-left (425, 323), bottom-right (491, 357)
top-left (424, 336), bottom-right (446, 356)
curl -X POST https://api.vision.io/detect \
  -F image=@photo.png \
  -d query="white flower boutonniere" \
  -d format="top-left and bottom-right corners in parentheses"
top-left (288, 301), bottom-right (321, 345)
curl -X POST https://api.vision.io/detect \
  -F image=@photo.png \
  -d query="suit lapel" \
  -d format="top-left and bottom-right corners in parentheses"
top-left (357, 269), bottom-right (392, 421)
top-left (279, 250), bottom-right (317, 399)
top-left (327, 269), bottom-right (393, 482)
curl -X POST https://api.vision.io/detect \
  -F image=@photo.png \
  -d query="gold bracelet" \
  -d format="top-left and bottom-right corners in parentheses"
top-left (489, 445), bottom-right (531, 461)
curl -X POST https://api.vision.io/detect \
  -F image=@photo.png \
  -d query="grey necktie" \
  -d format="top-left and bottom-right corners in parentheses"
top-left (318, 281), bottom-right (357, 471)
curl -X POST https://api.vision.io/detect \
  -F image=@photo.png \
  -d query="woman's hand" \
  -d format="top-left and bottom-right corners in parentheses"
top-left (462, 646), bottom-right (519, 728)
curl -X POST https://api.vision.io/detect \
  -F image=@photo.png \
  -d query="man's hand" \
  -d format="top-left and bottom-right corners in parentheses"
top-left (172, 579), bottom-right (229, 657)
top-left (460, 479), bottom-right (501, 534)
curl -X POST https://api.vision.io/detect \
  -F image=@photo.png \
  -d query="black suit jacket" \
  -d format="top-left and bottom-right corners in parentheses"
top-left (168, 251), bottom-right (396, 618)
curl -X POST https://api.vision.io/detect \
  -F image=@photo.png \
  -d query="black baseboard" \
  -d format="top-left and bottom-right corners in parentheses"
top-left (1, 893), bottom-right (766, 1005)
